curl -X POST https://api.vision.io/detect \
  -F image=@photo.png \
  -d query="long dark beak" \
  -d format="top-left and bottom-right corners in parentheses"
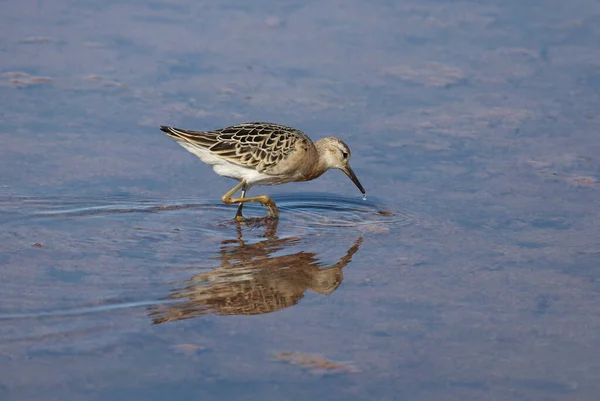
top-left (342, 165), bottom-right (366, 195)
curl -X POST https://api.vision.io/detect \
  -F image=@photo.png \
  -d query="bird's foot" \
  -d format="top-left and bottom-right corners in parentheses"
top-left (261, 200), bottom-right (279, 219)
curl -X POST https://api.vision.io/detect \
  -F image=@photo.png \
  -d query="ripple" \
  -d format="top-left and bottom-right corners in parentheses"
top-left (0, 193), bottom-right (436, 255)
top-left (1, 196), bottom-right (221, 218)
top-left (0, 299), bottom-right (175, 321)
top-left (0, 193), bottom-right (423, 232)
top-left (273, 193), bottom-right (423, 232)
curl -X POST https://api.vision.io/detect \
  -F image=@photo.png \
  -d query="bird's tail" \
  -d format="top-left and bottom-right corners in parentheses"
top-left (160, 126), bottom-right (217, 148)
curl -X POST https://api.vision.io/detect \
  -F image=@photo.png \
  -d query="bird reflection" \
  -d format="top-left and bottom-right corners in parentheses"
top-left (149, 219), bottom-right (362, 324)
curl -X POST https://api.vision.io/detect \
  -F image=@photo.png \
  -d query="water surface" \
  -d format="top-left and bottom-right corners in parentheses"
top-left (1, 0), bottom-right (600, 400)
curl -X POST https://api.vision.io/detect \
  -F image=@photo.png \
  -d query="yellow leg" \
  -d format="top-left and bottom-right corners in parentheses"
top-left (222, 180), bottom-right (279, 219)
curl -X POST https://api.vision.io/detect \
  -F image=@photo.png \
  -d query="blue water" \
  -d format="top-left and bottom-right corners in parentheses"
top-left (1, 1), bottom-right (600, 400)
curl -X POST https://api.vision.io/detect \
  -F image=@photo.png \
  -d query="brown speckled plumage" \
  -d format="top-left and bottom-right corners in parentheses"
top-left (160, 122), bottom-right (313, 172)
top-left (160, 122), bottom-right (365, 219)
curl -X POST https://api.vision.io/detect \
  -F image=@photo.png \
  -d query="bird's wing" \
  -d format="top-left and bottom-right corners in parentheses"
top-left (161, 122), bottom-right (310, 172)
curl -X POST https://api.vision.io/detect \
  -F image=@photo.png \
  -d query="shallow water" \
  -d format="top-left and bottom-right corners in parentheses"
top-left (2, 0), bottom-right (600, 400)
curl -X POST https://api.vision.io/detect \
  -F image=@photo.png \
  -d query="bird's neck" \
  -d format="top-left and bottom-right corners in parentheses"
top-left (302, 140), bottom-right (330, 181)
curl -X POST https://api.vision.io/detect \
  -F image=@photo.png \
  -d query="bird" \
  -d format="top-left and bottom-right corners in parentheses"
top-left (160, 122), bottom-right (366, 220)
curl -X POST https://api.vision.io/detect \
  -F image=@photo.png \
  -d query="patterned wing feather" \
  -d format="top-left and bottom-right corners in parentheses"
top-left (162, 123), bottom-right (310, 172)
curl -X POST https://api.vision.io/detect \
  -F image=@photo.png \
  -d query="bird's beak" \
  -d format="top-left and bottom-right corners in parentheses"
top-left (342, 165), bottom-right (366, 195)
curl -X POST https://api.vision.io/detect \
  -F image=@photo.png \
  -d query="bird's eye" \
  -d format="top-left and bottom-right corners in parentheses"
top-left (341, 151), bottom-right (348, 159)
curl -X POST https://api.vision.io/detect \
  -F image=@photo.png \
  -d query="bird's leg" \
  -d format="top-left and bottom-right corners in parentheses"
top-left (221, 180), bottom-right (279, 219)
top-left (222, 181), bottom-right (246, 220)
top-left (243, 195), bottom-right (279, 218)
top-left (234, 185), bottom-right (247, 221)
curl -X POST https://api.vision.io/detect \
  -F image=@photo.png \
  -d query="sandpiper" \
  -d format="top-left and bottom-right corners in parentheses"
top-left (160, 122), bottom-right (366, 219)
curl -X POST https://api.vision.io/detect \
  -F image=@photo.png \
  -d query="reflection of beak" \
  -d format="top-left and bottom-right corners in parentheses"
top-left (342, 165), bottom-right (366, 195)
